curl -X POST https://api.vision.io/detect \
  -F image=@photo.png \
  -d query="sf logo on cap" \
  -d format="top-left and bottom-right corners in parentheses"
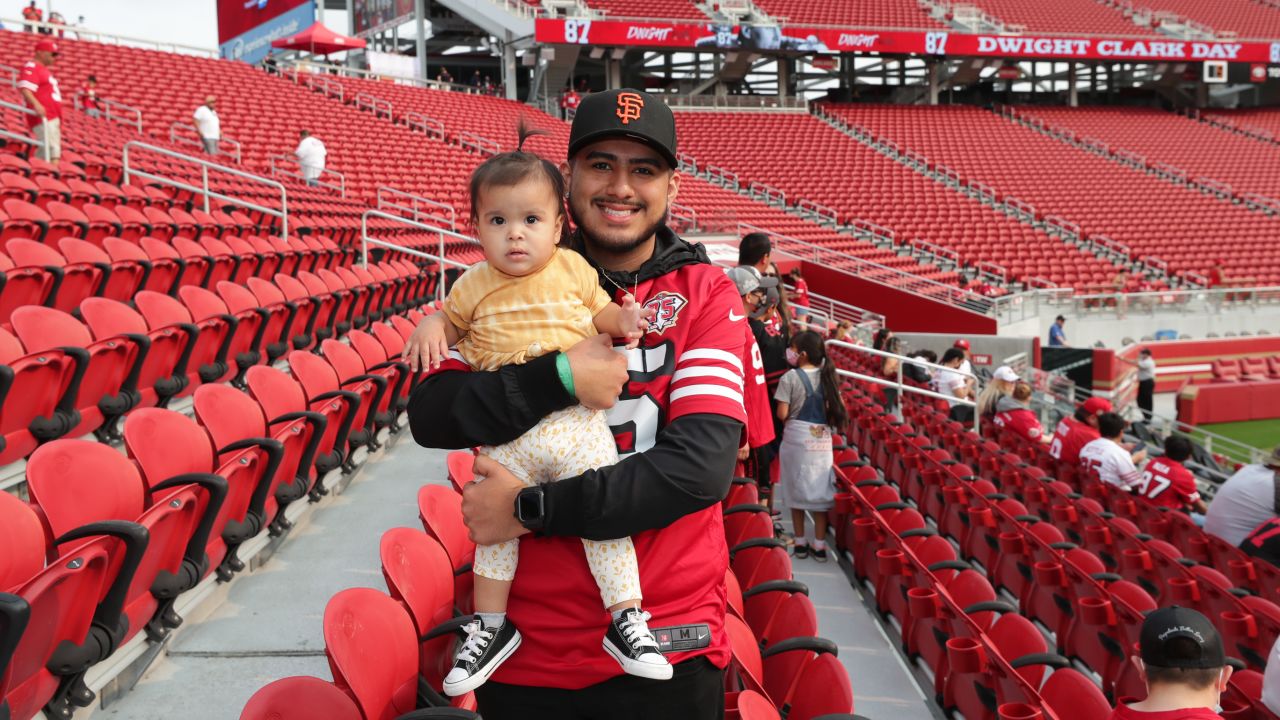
top-left (616, 92), bottom-right (644, 125)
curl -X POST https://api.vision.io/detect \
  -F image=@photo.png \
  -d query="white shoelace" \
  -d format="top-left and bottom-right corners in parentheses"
top-left (456, 620), bottom-right (495, 664)
top-left (619, 610), bottom-right (660, 651)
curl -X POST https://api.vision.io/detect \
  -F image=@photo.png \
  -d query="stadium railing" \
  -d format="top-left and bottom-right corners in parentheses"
top-left (0, 97), bottom-right (48, 162)
top-left (826, 338), bottom-right (981, 432)
top-left (71, 91), bottom-right (144, 133)
top-left (360, 209), bottom-right (476, 302)
top-left (376, 186), bottom-right (458, 231)
top-left (268, 154), bottom-right (347, 197)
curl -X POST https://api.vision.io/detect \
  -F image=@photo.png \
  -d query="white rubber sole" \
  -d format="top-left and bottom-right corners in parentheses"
top-left (603, 639), bottom-right (675, 681)
top-left (442, 630), bottom-right (523, 697)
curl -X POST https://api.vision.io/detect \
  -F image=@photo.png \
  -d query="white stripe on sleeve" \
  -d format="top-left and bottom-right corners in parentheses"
top-left (669, 383), bottom-right (745, 407)
top-left (672, 365), bottom-right (744, 389)
top-left (678, 348), bottom-right (743, 372)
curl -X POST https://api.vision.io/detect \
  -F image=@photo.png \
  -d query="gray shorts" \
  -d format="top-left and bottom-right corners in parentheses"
top-left (202, 137), bottom-right (219, 155)
top-left (32, 117), bottom-right (61, 162)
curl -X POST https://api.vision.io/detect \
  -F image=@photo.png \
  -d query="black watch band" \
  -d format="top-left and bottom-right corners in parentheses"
top-left (515, 485), bottom-right (545, 532)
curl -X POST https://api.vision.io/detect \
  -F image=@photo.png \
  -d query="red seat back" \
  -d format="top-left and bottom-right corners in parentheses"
top-left (239, 676), bottom-right (363, 720)
top-left (323, 588), bottom-right (419, 720)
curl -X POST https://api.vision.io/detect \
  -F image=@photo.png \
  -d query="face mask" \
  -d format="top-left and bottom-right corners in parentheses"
top-left (786, 348), bottom-right (800, 366)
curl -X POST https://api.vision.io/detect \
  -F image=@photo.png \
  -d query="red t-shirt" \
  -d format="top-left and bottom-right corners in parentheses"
top-left (561, 92), bottom-right (581, 110)
top-left (790, 278), bottom-right (810, 308)
top-left (993, 407), bottom-right (1044, 443)
top-left (1049, 416), bottom-right (1100, 467)
top-left (438, 261), bottom-right (746, 689)
top-left (1137, 458), bottom-right (1201, 510)
top-left (22, 6), bottom-right (41, 21)
top-left (1110, 703), bottom-right (1223, 720)
top-left (18, 61), bottom-right (62, 128)
top-left (79, 86), bottom-right (100, 111)
top-left (742, 328), bottom-right (775, 449)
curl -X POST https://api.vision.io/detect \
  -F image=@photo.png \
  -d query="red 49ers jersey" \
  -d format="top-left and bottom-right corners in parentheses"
top-left (742, 330), bottom-right (775, 450)
top-left (495, 262), bottom-right (746, 690)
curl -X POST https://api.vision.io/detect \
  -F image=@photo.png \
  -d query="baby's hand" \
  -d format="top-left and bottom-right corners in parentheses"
top-left (402, 314), bottom-right (452, 372)
top-left (619, 294), bottom-right (652, 350)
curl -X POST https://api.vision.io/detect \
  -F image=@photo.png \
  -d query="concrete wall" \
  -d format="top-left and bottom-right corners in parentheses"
top-left (1017, 302), bottom-right (1280, 350)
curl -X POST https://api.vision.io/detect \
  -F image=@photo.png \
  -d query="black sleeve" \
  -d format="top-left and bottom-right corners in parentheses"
top-left (407, 352), bottom-right (575, 449)
top-left (751, 319), bottom-right (789, 374)
top-left (541, 413), bottom-right (743, 541)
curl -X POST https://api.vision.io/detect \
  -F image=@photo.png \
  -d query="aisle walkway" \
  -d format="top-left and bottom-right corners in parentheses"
top-left (92, 437), bottom-right (446, 719)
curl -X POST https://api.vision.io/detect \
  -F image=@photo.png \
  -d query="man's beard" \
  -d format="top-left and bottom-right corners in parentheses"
top-left (568, 193), bottom-right (666, 257)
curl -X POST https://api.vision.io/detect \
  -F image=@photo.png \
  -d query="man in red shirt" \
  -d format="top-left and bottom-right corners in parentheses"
top-left (407, 89), bottom-right (743, 718)
top-left (560, 88), bottom-right (582, 119)
top-left (728, 266), bottom-right (777, 503)
top-left (21, 1), bottom-right (42, 33)
top-left (1048, 396), bottom-right (1112, 467)
top-left (1111, 606), bottom-right (1230, 720)
top-left (1137, 435), bottom-right (1208, 514)
top-left (18, 39), bottom-right (62, 163)
top-left (993, 382), bottom-right (1048, 443)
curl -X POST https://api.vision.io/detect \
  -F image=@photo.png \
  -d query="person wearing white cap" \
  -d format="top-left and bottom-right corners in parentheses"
top-left (1205, 444), bottom-right (1280, 547)
top-left (977, 365), bottom-right (1019, 419)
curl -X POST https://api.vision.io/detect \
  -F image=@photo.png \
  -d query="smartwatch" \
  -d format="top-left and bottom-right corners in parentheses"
top-left (515, 485), bottom-right (545, 532)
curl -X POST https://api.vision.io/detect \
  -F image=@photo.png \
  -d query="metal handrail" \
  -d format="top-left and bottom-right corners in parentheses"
top-left (283, 58), bottom-right (491, 96)
top-left (123, 141), bottom-right (287, 240)
top-left (268, 154), bottom-right (346, 197)
top-left (0, 17), bottom-right (218, 57)
top-left (73, 92), bottom-right (143, 132)
top-left (168, 121), bottom-right (242, 164)
top-left (354, 92), bottom-right (393, 119)
top-left (405, 111), bottom-right (446, 141)
top-left (0, 99), bottom-right (49, 162)
top-left (376, 187), bottom-right (457, 231)
top-left (826, 338), bottom-right (980, 433)
top-left (361, 210), bottom-right (477, 302)
top-left (0, 63), bottom-right (17, 88)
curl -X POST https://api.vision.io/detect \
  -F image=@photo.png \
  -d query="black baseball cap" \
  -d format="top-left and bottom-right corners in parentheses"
top-left (567, 88), bottom-right (678, 168)
top-left (1140, 606), bottom-right (1225, 669)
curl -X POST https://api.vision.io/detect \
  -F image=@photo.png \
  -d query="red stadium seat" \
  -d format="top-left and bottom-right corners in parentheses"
top-left (0, 250), bottom-right (58, 328)
top-left (245, 365), bottom-right (353, 491)
top-left (289, 349), bottom-right (380, 458)
top-left (5, 238), bottom-right (106, 315)
top-left (322, 588), bottom-right (420, 720)
top-left (59, 236), bottom-right (148, 304)
top-left (240, 676), bottom-right (363, 720)
top-left (417, 484), bottom-right (476, 614)
top-left (80, 296), bottom-right (195, 408)
top-left (218, 280), bottom-right (290, 364)
top-left (135, 289), bottom-right (231, 390)
top-left (179, 284), bottom-right (265, 385)
top-left (0, 326), bottom-right (79, 465)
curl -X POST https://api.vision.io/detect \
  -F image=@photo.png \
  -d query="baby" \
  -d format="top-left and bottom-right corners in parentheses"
top-left (410, 129), bottom-right (671, 697)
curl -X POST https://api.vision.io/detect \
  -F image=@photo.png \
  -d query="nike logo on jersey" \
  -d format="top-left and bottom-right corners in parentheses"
top-left (729, 311), bottom-right (745, 321)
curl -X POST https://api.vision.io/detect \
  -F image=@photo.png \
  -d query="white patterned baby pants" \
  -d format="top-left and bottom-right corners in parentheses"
top-left (473, 404), bottom-right (642, 608)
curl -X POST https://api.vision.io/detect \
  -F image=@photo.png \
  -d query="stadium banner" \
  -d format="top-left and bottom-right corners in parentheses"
top-left (535, 18), bottom-right (1280, 63)
top-left (219, 0), bottom-right (315, 65)
top-left (353, 0), bottom-right (417, 37)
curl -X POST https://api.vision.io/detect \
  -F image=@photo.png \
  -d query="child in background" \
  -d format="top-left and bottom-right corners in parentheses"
top-left (774, 330), bottom-right (848, 561)
top-left (786, 267), bottom-right (810, 318)
top-left (407, 126), bottom-right (669, 696)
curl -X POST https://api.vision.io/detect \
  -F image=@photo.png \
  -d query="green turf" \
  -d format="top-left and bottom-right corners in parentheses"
top-left (1195, 418), bottom-right (1280, 461)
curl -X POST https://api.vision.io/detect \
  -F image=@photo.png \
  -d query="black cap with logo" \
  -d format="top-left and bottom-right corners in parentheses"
top-left (1140, 606), bottom-right (1226, 669)
top-left (567, 88), bottom-right (678, 168)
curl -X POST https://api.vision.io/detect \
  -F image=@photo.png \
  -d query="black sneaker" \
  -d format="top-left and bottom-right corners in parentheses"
top-left (793, 544), bottom-right (810, 559)
top-left (442, 617), bottom-right (522, 697)
top-left (602, 608), bottom-right (673, 680)
top-left (812, 547), bottom-right (829, 562)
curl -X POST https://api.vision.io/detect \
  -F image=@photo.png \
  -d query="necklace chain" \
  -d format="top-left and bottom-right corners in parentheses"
top-left (602, 273), bottom-right (640, 302)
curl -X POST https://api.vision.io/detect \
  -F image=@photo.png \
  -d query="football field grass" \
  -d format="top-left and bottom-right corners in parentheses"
top-left (1195, 418), bottom-right (1280, 462)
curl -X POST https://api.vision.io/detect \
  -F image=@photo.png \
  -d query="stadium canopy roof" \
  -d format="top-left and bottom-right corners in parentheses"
top-left (271, 22), bottom-right (366, 56)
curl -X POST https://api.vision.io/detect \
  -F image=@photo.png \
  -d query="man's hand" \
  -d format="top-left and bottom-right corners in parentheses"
top-left (463, 455), bottom-right (531, 545)
top-left (564, 333), bottom-right (628, 410)
top-left (737, 442), bottom-right (750, 462)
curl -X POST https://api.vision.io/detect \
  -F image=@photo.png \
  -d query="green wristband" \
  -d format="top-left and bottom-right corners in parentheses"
top-left (555, 352), bottom-right (576, 399)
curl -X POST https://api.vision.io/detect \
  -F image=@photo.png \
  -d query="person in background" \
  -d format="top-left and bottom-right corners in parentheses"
top-left (953, 338), bottom-right (976, 393)
top-left (47, 11), bottom-right (65, 37)
top-left (872, 327), bottom-right (893, 352)
top-left (903, 349), bottom-right (936, 386)
top-left (977, 365), bottom-right (1019, 419)
top-left (192, 95), bottom-right (220, 155)
top-left (1111, 606), bottom-right (1230, 720)
top-left (763, 263), bottom-right (791, 336)
top-left (1049, 315), bottom-right (1068, 347)
top-left (1079, 412), bottom-right (1147, 490)
top-left (262, 53), bottom-right (278, 75)
top-left (727, 266), bottom-right (777, 508)
top-left (1244, 516), bottom-right (1280, 569)
top-left (1262, 634), bottom-right (1280, 716)
top-left (1137, 348), bottom-right (1157, 421)
top-left (934, 348), bottom-right (975, 423)
top-left (294, 130), bottom-right (327, 187)
top-left (993, 381), bottom-right (1048, 443)
top-left (19, 39), bottom-right (62, 164)
top-left (831, 320), bottom-right (855, 343)
top-left (22, 1), bottom-right (42, 33)
top-left (880, 335), bottom-right (904, 411)
top-left (738, 232), bottom-right (771, 278)
top-left (470, 70), bottom-right (482, 87)
top-left (560, 87), bottom-right (581, 120)
top-left (786, 267), bottom-right (809, 319)
top-left (1204, 445), bottom-right (1280, 547)
top-left (79, 74), bottom-right (101, 118)
top-left (1048, 396), bottom-right (1113, 467)
top-left (1139, 435), bottom-right (1207, 516)
top-left (436, 67), bottom-right (453, 84)
top-left (775, 330), bottom-right (847, 562)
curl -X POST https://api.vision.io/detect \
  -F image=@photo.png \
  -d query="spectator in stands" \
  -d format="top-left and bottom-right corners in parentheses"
top-left (1244, 517), bottom-right (1280, 570)
top-left (977, 365), bottom-right (1019, 419)
top-left (1112, 606), bottom-right (1230, 720)
top-left (993, 381), bottom-right (1048, 444)
top-left (1137, 348), bottom-right (1157, 421)
top-left (48, 11), bottom-right (64, 37)
top-left (727, 265), bottom-right (779, 506)
top-left (483, 75), bottom-right (495, 95)
top-left (775, 330), bottom-right (846, 562)
top-left (935, 348), bottom-right (975, 423)
top-left (786, 267), bottom-right (809, 319)
top-left (294, 130), bottom-right (327, 187)
top-left (762, 263), bottom-right (790, 334)
top-left (79, 74), bottom-right (101, 118)
top-left (1048, 397), bottom-right (1113, 467)
top-left (1141, 435), bottom-right (1208, 516)
top-left (436, 67), bottom-right (453, 84)
top-left (904, 349), bottom-right (936, 386)
top-left (1208, 260), bottom-right (1226, 289)
top-left (1079, 412), bottom-right (1147, 490)
top-left (560, 87), bottom-right (581, 120)
top-left (880, 335), bottom-right (904, 411)
top-left (1204, 445), bottom-right (1280, 547)
top-left (192, 95), bottom-right (221, 156)
top-left (406, 88), bottom-right (746, 718)
top-left (22, 1), bottom-right (41, 33)
top-left (1262, 634), bottom-right (1280, 716)
top-left (831, 320), bottom-right (856, 344)
top-left (1049, 315), bottom-right (1068, 347)
top-left (261, 53), bottom-right (278, 75)
top-left (470, 70), bottom-right (482, 87)
top-left (19, 39), bottom-right (62, 164)
top-left (872, 327), bottom-right (893, 352)
top-left (953, 338), bottom-right (976, 391)
top-left (738, 232), bottom-right (771, 278)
